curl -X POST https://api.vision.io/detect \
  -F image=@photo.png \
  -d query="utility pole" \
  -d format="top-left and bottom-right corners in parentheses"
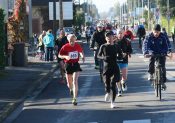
top-left (148, 0), bottom-right (150, 31)
top-left (28, 0), bottom-right (32, 37)
top-left (167, 0), bottom-right (170, 34)
top-left (138, 0), bottom-right (140, 24)
top-left (59, 0), bottom-right (64, 29)
top-left (134, 0), bottom-right (136, 25)
top-left (142, 0), bottom-right (143, 24)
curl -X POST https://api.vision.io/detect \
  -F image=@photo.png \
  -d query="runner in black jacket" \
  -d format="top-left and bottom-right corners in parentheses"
top-left (97, 31), bottom-right (122, 108)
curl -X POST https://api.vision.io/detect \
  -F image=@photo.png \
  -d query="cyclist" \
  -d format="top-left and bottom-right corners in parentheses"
top-left (97, 31), bottom-right (122, 108)
top-left (137, 24), bottom-right (146, 48)
top-left (116, 29), bottom-right (133, 96)
top-left (90, 23), bottom-right (106, 69)
top-left (142, 24), bottom-right (170, 90)
top-left (171, 25), bottom-right (175, 43)
top-left (85, 26), bottom-right (91, 44)
top-left (55, 30), bottom-right (68, 83)
top-left (58, 34), bottom-right (85, 105)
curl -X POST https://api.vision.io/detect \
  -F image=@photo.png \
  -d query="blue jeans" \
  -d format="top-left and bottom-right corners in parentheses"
top-left (45, 47), bottom-right (54, 61)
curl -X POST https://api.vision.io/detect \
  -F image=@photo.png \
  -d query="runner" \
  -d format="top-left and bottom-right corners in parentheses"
top-left (137, 24), bottom-right (146, 48)
top-left (97, 31), bottom-right (122, 108)
top-left (124, 26), bottom-right (134, 41)
top-left (116, 29), bottom-right (133, 96)
top-left (58, 34), bottom-right (85, 105)
top-left (55, 30), bottom-right (68, 83)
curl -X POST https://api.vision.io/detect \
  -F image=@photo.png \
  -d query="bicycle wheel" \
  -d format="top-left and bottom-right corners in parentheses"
top-left (99, 59), bottom-right (103, 83)
top-left (154, 70), bottom-right (159, 97)
top-left (158, 68), bottom-right (164, 101)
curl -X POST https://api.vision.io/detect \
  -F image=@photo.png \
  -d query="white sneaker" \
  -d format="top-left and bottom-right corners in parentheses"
top-left (110, 101), bottom-right (115, 108)
top-left (122, 82), bottom-right (127, 91)
top-left (148, 74), bottom-right (154, 81)
top-left (117, 90), bottom-right (122, 97)
top-left (105, 93), bottom-right (110, 102)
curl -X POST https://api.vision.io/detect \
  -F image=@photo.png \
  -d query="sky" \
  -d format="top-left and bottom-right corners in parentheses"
top-left (91, 0), bottom-right (127, 13)
top-left (92, 0), bottom-right (115, 13)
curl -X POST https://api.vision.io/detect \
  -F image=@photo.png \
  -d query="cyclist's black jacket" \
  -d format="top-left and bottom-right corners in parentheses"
top-left (116, 37), bottom-right (133, 64)
top-left (97, 43), bottom-right (123, 75)
top-left (90, 30), bottom-right (106, 49)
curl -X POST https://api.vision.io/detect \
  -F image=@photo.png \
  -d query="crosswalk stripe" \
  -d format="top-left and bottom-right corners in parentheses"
top-left (123, 119), bottom-right (151, 123)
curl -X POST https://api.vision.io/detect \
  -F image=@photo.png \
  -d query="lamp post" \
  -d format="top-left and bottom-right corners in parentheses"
top-left (147, 0), bottom-right (150, 31)
top-left (142, 0), bottom-right (143, 24)
top-left (167, 0), bottom-right (170, 34)
top-left (28, 0), bottom-right (32, 37)
top-left (59, 0), bottom-right (63, 29)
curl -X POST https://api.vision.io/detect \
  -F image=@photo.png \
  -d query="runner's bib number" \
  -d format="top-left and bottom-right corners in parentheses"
top-left (69, 51), bottom-right (78, 59)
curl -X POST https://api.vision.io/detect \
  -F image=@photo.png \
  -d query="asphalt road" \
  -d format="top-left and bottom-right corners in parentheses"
top-left (4, 40), bottom-right (175, 123)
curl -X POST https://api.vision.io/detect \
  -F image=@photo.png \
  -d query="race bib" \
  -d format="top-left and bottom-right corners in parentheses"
top-left (69, 51), bottom-right (78, 59)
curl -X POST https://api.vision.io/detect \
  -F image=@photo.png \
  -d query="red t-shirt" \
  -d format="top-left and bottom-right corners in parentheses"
top-left (59, 43), bottom-right (83, 63)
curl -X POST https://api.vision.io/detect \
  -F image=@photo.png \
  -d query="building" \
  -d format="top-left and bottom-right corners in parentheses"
top-left (32, 0), bottom-right (73, 35)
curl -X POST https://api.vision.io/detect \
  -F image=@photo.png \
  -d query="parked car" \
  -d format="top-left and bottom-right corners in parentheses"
top-left (64, 27), bottom-right (75, 35)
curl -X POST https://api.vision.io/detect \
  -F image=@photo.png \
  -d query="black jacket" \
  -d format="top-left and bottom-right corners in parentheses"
top-left (117, 37), bottom-right (133, 64)
top-left (90, 30), bottom-right (106, 49)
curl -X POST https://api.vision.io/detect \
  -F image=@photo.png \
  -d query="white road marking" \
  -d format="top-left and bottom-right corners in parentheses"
top-left (123, 119), bottom-right (151, 123)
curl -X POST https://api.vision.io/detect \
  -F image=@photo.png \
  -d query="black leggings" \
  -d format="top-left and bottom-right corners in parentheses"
top-left (103, 67), bottom-right (120, 102)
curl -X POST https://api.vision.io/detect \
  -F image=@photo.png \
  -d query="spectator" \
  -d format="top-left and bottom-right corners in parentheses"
top-left (43, 29), bottom-right (54, 62)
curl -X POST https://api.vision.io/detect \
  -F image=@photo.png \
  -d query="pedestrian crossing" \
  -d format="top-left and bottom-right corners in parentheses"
top-left (123, 119), bottom-right (151, 123)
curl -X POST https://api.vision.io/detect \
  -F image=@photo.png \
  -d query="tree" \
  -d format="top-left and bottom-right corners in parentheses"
top-left (73, 4), bottom-right (85, 32)
top-left (158, 0), bottom-right (175, 17)
top-left (7, 0), bottom-right (28, 44)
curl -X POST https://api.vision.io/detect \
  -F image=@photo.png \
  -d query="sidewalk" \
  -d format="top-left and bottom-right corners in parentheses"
top-left (0, 56), bottom-right (58, 123)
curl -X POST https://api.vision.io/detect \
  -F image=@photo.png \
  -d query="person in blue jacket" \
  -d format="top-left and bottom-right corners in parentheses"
top-left (43, 29), bottom-right (55, 62)
top-left (142, 24), bottom-right (170, 90)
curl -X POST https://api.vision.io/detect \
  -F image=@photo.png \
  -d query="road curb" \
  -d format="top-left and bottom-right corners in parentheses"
top-left (0, 63), bottom-right (58, 123)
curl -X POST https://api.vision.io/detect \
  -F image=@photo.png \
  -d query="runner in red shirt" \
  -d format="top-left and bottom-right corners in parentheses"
top-left (58, 34), bottom-right (85, 105)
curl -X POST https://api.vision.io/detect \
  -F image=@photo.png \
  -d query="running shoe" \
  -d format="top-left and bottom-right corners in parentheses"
top-left (104, 93), bottom-right (110, 102)
top-left (148, 74), bottom-right (154, 81)
top-left (161, 83), bottom-right (167, 91)
top-left (117, 91), bottom-right (122, 97)
top-left (122, 82), bottom-right (127, 91)
top-left (94, 65), bottom-right (100, 69)
top-left (72, 98), bottom-right (77, 105)
top-left (110, 101), bottom-right (115, 108)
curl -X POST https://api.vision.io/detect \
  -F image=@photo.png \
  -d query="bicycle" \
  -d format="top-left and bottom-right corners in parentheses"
top-left (91, 47), bottom-right (104, 83)
top-left (99, 59), bottom-right (104, 83)
top-left (150, 54), bottom-right (166, 101)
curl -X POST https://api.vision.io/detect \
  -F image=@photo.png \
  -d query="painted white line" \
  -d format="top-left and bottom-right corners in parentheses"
top-left (139, 56), bottom-right (144, 58)
top-left (123, 119), bottom-right (151, 123)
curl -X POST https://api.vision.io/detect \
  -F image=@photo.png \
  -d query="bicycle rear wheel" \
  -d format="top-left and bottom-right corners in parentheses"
top-left (99, 59), bottom-right (104, 83)
top-left (154, 70), bottom-right (159, 97)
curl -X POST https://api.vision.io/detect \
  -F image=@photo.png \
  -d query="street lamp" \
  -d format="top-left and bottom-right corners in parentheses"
top-left (147, 0), bottom-right (150, 31)
top-left (167, 0), bottom-right (170, 34)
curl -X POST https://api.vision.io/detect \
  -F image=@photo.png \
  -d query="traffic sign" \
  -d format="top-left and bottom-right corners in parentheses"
top-left (140, 18), bottom-right (145, 23)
